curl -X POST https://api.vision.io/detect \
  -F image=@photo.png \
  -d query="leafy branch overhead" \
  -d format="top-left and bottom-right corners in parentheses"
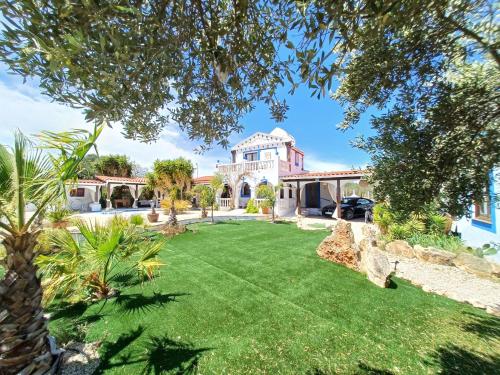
top-left (0, 0), bottom-right (294, 145)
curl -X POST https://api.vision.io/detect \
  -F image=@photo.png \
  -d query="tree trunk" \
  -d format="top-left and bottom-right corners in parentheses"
top-left (0, 231), bottom-right (52, 374)
top-left (168, 199), bottom-right (177, 227)
top-left (211, 204), bottom-right (214, 223)
top-left (201, 207), bottom-right (207, 218)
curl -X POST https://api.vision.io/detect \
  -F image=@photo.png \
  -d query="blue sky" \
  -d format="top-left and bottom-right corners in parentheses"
top-left (0, 63), bottom-right (374, 176)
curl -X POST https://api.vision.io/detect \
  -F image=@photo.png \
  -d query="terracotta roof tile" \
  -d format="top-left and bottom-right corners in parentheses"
top-left (282, 170), bottom-right (367, 179)
top-left (77, 179), bottom-right (104, 185)
top-left (193, 176), bottom-right (213, 184)
top-left (95, 175), bottom-right (147, 184)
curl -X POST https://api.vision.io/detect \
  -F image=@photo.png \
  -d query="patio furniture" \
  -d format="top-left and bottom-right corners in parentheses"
top-left (89, 202), bottom-right (102, 212)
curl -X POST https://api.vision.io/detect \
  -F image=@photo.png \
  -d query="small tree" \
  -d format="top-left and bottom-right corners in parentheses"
top-left (209, 174), bottom-right (224, 223)
top-left (147, 158), bottom-right (194, 226)
top-left (256, 183), bottom-right (282, 223)
top-left (193, 185), bottom-right (213, 219)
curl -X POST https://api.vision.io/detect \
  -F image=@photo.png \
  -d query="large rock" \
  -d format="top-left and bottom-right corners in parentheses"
top-left (413, 245), bottom-right (456, 265)
top-left (364, 247), bottom-right (393, 288)
top-left (453, 253), bottom-right (493, 279)
top-left (490, 262), bottom-right (500, 279)
top-left (317, 220), bottom-right (360, 270)
top-left (385, 240), bottom-right (415, 258)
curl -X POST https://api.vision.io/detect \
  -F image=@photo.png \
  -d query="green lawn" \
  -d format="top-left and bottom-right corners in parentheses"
top-left (49, 221), bottom-right (500, 374)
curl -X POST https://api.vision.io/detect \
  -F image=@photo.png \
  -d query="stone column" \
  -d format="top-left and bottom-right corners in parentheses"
top-left (336, 179), bottom-right (342, 219)
top-left (296, 181), bottom-right (301, 216)
top-left (132, 183), bottom-right (139, 208)
top-left (106, 183), bottom-right (112, 209)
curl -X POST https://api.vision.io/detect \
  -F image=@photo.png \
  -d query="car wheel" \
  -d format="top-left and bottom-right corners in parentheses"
top-left (344, 209), bottom-right (354, 220)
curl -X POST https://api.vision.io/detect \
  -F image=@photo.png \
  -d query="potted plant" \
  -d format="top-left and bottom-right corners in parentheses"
top-left (147, 205), bottom-right (159, 223)
top-left (260, 200), bottom-right (270, 214)
top-left (46, 206), bottom-right (72, 229)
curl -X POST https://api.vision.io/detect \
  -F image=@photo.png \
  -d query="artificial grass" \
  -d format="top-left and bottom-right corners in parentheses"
top-left (48, 220), bottom-right (500, 374)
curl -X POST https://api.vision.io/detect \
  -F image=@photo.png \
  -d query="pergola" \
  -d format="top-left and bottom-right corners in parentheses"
top-left (280, 170), bottom-right (368, 218)
top-left (67, 175), bottom-right (147, 209)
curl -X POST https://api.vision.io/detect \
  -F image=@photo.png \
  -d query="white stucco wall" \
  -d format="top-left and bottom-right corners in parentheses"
top-left (453, 172), bottom-right (499, 249)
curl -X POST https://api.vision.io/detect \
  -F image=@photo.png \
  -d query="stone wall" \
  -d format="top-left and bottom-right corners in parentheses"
top-left (381, 239), bottom-right (499, 280)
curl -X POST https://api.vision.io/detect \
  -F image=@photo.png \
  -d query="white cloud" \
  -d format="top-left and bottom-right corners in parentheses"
top-left (0, 80), bottom-right (224, 176)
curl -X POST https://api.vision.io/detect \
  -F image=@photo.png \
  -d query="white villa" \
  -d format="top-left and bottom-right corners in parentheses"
top-left (196, 127), bottom-right (369, 217)
top-left (64, 127), bottom-right (369, 219)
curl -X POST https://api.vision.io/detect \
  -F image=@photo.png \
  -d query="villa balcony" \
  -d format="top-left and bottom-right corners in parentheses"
top-left (217, 160), bottom-right (275, 174)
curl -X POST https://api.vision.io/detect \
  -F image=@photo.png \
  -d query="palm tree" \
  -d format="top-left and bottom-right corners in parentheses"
top-left (173, 169), bottom-right (191, 201)
top-left (0, 126), bottom-right (102, 374)
top-left (36, 218), bottom-right (164, 304)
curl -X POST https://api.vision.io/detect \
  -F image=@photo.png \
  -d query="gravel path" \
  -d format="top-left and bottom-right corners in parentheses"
top-left (387, 254), bottom-right (500, 315)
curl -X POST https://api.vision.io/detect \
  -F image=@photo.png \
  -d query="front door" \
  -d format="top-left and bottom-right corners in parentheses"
top-left (305, 183), bottom-right (320, 208)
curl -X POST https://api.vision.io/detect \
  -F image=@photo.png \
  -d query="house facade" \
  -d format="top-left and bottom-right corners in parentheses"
top-left (453, 170), bottom-right (499, 248)
top-left (214, 127), bottom-right (368, 217)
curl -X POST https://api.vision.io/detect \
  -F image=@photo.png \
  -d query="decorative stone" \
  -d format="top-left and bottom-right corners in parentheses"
top-left (490, 262), bottom-right (500, 279)
top-left (364, 247), bottom-right (392, 288)
top-left (385, 240), bottom-right (415, 258)
top-left (316, 220), bottom-right (360, 270)
top-left (453, 253), bottom-right (493, 279)
top-left (361, 224), bottom-right (378, 239)
top-left (413, 245), bottom-right (456, 265)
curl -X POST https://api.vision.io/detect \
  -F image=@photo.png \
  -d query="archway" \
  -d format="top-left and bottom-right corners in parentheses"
top-left (111, 185), bottom-right (134, 208)
top-left (221, 184), bottom-right (232, 198)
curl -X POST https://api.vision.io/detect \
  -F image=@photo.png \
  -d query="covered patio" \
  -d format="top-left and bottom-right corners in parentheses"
top-left (67, 175), bottom-right (148, 211)
top-left (280, 170), bottom-right (369, 218)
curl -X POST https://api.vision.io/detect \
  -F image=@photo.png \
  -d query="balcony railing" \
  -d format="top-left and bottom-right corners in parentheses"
top-left (217, 160), bottom-right (274, 174)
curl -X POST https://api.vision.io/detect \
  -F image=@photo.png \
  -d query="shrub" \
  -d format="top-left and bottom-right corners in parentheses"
top-left (406, 233), bottom-right (466, 253)
top-left (130, 214), bottom-right (145, 226)
top-left (373, 203), bottom-right (394, 234)
top-left (46, 207), bottom-right (72, 224)
top-left (388, 224), bottom-right (410, 240)
top-left (426, 214), bottom-right (448, 234)
top-left (245, 199), bottom-right (259, 214)
top-left (161, 199), bottom-right (191, 213)
top-left (37, 219), bottom-right (165, 304)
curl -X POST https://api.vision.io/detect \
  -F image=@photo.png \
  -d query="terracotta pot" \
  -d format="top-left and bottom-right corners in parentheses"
top-left (261, 207), bottom-right (270, 214)
top-left (147, 213), bottom-right (159, 223)
top-left (51, 221), bottom-right (69, 229)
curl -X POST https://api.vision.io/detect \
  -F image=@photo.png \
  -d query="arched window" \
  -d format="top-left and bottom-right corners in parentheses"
top-left (241, 182), bottom-right (251, 197)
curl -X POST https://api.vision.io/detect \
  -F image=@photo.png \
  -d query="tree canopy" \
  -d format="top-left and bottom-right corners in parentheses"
top-left (77, 153), bottom-right (134, 178)
top-left (0, 0), bottom-right (292, 146)
top-left (286, 0), bottom-right (499, 215)
top-left (1, 0), bottom-right (498, 216)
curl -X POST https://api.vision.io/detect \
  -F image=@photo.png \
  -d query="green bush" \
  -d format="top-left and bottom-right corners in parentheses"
top-left (245, 199), bottom-right (259, 214)
top-left (426, 214), bottom-right (447, 234)
top-left (46, 207), bottom-right (72, 223)
top-left (388, 224), bottom-right (411, 240)
top-left (407, 233), bottom-right (466, 253)
top-left (373, 203), bottom-right (394, 234)
top-left (130, 214), bottom-right (145, 226)
top-left (377, 203), bottom-right (462, 252)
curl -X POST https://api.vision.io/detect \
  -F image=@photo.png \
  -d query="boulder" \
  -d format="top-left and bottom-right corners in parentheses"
top-left (385, 240), bottom-right (415, 258)
top-left (364, 247), bottom-right (393, 288)
top-left (490, 262), bottom-right (500, 279)
top-left (361, 224), bottom-right (378, 239)
top-left (413, 245), bottom-right (456, 266)
top-left (317, 220), bottom-right (360, 270)
top-left (453, 253), bottom-right (493, 279)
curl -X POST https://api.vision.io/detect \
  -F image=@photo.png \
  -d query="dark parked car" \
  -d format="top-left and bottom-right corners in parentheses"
top-left (321, 197), bottom-right (375, 220)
